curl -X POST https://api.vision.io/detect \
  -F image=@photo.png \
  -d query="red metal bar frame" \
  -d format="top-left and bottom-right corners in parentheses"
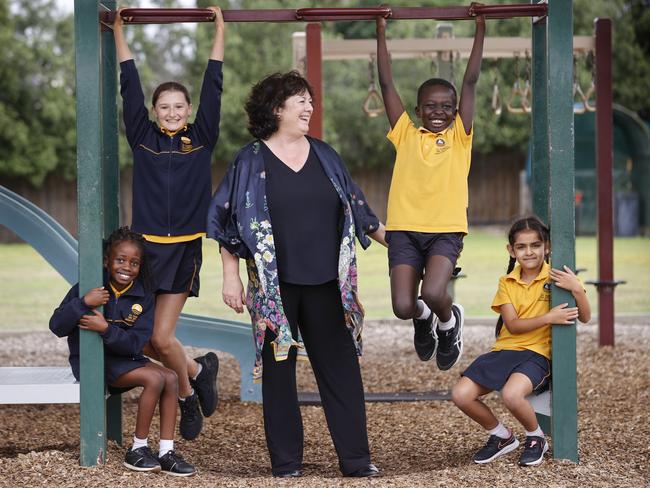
top-left (594, 18), bottom-right (615, 347)
top-left (306, 23), bottom-right (323, 139)
top-left (101, 4), bottom-right (547, 25)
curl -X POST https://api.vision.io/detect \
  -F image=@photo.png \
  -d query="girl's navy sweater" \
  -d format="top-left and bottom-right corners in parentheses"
top-left (120, 59), bottom-right (223, 236)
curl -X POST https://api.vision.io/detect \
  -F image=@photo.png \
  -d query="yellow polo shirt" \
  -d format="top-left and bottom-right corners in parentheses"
top-left (491, 262), bottom-right (552, 359)
top-left (386, 111), bottom-right (472, 233)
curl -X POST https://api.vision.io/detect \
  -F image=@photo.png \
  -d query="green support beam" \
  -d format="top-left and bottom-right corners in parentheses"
top-left (546, 0), bottom-right (579, 462)
top-left (100, 0), bottom-right (122, 445)
top-left (75, 0), bottom-right (106, 465)
top-left (531, 11), bottom-right (548, 221)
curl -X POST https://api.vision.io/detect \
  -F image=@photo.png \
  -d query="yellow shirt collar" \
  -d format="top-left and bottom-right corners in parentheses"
top-left (506, 261), bottom-right (550, 285)
top-left (159, 125), bottom-right (188, 137)
top-left (110, 281), bottom-right (134, 298)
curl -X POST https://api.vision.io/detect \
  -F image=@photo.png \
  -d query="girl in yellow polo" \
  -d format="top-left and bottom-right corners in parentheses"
top-left (451, 216), bottom-right (590, 467)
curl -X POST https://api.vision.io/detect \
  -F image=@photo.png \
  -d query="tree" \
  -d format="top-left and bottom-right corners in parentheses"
top-left (0, 0), bottom-right (75, 186)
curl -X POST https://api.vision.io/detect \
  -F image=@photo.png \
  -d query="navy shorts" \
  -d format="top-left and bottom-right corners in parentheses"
top-left (386, 231), bottom-right (464, 273)
top-left (105, 355), bottom-right (150, 386)
top-left (144, 238), bottom-right (202, 297)
top-left (462, 349), bottom-right (551, 393)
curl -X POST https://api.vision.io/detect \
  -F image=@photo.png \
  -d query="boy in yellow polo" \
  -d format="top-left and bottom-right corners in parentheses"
top-left (375, 10), bottom-right (485, 370)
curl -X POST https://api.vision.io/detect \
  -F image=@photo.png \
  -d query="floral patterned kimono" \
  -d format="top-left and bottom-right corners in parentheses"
top-left (207, 138), bottom-right (380, 382)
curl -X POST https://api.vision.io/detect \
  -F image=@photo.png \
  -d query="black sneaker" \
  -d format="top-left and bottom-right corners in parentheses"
top-left (413, 308), bottom-right (438, 361)
top-left (178, 392), bottom-right (203, 440)
top-left (518, 436), bottom-right (548, 466)
top-left (473, 433), bottom-right (520, 464)
top-left (190, 352), bottom-right (219, 417)
top-left (123, 445), bottom-right (161, 472)
top-left (159, 450), bottom-right (196, 477)
top-left (436, 302), bottom-right (464, 371)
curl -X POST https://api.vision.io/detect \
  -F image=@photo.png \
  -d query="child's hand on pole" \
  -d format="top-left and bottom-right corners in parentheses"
top-left (79, 309), bottom-right (109, 333)
top-left (546, 303), bottom-right (580, 325)
top-left (550, 265), bottom-right (583, 294)
top-left (83, 287), bottom-right (110, 308)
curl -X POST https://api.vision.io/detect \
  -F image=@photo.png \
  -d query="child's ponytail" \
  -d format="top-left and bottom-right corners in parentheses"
top-left (495, 256), bottom-right (516, 337)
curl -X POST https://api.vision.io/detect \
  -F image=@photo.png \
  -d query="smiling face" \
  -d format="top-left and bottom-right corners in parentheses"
top-left (507, 229), bottom-right (549, 276)
top-left (415, 84), bottom-right (457, 133)
top-left (105, 241), bottom-right (142, 291)
top-left (276, 90), bottom-right (313, 136)
top-left (152, 90), bottom-right (192, 133)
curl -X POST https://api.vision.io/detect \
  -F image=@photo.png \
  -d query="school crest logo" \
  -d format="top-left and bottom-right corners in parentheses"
top-left (539, 282), bottom-right (552, 302)
top-left (435, 137), bottom-right (446, 146)
top-left (125, 303), bottom-right (143, 325)
top-left (180, 136), bottom-right (193, 152)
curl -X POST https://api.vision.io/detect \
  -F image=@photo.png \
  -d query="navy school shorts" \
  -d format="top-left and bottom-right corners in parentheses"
top-left (385, 231), bottom-right (464, 274)
top-left (461, 349), bottom-right (551, 394)
top-left (144, 237), bottom-right (202, 297)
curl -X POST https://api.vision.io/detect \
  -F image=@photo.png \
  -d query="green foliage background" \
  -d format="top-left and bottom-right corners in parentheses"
top-left (1, 0), bottom-right (649, 186)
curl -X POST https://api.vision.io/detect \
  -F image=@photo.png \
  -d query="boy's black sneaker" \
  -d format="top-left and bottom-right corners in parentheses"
top-left (190, 352), bottom-right (219, 417)
top-left (178, 392), bottom-right (203, 440)
top-left (473, 433), bottom-right (520, 464)
top-left (518, 436), bottom-right (548, 466)
top-left (159, 450), bottom-right (196, 477)
top-left (436, 302), bottom-right (464, 371)
top-left (123, 445), bottom-right (161, 472)
top-left (413, 309), bottom-right (438, 361)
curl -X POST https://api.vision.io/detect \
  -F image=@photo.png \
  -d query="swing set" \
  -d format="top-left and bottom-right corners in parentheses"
top-left (63, 0), bottom-right (615, 467)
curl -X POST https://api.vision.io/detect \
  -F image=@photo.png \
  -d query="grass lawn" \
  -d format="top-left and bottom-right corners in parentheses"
top-left (1, 229), bottom-right (649, 332)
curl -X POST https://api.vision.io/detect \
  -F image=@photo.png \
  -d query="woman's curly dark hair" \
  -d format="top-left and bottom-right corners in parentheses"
top-left (245, 71), bottom-right (314, 140)
top-left (104, 226), bottom-right (152, 292)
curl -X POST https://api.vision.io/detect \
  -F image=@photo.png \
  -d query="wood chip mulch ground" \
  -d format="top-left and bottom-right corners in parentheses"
top-left (0, 318), bottom-right (648, 487)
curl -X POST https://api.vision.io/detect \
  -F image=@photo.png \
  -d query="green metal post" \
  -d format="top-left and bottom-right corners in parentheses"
top-left (101, 0), bottom-right (122, 445)
top-left (75, 0), bottom-right (107, 465)
top-left (531, 12), bottom-right (548, 222)
top-left (547, 0), bottom-right (578, 462)
top-left (530, 2), bottom-right (550, 435)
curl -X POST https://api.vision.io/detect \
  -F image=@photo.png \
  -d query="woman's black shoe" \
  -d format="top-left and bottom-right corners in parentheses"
top-left (273, 469), bottom-right (302, 478)
top-left (345, 463), bottom-right (380, 477)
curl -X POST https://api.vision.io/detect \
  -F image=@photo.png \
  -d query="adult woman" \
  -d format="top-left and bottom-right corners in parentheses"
top-left (207, 72), bottom-right (386, 478)
top-left (113, 7), bottom-right (224, 440)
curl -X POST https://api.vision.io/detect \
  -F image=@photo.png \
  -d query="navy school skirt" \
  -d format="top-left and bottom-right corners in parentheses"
top-left (462, 349), bottom-right (551, 393)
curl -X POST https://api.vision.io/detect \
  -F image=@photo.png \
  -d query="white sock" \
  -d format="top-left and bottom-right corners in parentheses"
top-left (437, 314), bottom-right (456, 331)
top-left (132, 435), bottom-right (148, 450)
top-left (489, 422), bottom-right (510, 439)
top-left (525, 426), bottom-right (544, 438)
top-left (416, 299), bottom-right (432, 320)
top-left (191, 363), bottom-right (203, 381)
top-left (179, 388), bottom-right (195, 401)
top-left (159, 439), bottom-right (174, 458)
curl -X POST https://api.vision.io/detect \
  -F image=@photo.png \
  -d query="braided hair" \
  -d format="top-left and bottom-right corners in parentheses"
top-left (495, 216), bottom-right (550, 338)
top-left (104, 226), bottom-right (152, 292)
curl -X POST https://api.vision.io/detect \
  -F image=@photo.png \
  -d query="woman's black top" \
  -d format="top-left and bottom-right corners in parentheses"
top-left (262, 142), bottom-right (342, 285)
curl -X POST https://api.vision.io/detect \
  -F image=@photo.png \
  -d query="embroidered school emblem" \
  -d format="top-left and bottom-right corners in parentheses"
top-left (180, 136), bottom-right (193, 152)
top-left (435, 137), bottom-right (446, 146)
top-left (125, 303), bottom-right (143, 325)
top-left (543, 282), bottom-right (552, 291)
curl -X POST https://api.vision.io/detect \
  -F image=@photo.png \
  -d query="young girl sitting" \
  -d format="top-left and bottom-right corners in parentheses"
top-left (451, 216), bottom-right (590, 466)
top-left (50, 227), bottom-right (196, 476)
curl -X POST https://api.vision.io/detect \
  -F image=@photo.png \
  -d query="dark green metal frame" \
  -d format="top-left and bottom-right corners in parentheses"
top-left (74, 0), bottom-right (579, 466)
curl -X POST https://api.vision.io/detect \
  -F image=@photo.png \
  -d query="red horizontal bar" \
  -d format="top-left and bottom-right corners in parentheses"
top-left (100, 4), bottom-right (547, 25)
top-left (296, 7), bottom-right (392, 20)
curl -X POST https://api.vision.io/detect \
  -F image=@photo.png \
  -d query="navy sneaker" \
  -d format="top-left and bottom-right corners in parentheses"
top-left (518, 436), bottom-right (549, 466)
top-left (473, 433), bottom-right (520, 464)
top-left (159, 450), bottom-right (196, 476)
top-left (436, 303), bottom-right (464, 371)
top-left (123, 445), bottom-right (161, 472)
top-left (413, 304), bottom-right (438, 361)
top-left (191, 352), bottom-right (219, 417)
top-left (178, 392), bottom-right (203, 441)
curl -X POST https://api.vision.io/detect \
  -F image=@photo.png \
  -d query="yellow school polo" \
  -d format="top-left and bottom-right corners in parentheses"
top-left (386, 111), bottom-right (472, 233)
top-left (491, 262), bottom-right (552, 359)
